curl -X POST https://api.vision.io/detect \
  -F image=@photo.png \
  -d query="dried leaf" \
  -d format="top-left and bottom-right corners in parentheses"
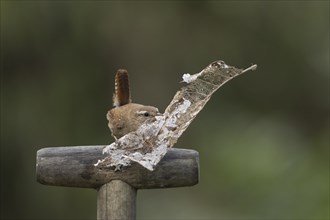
top-left (95, 60), bottom-right (257, 171)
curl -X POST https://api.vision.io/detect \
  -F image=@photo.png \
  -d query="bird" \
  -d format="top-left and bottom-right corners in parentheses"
top-left (106, 69), bottom-right (160, 139)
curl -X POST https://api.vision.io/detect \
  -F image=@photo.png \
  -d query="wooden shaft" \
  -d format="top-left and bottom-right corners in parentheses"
top-left (97, 180), bottom-right (136, 220)
top-left (36, 146), bottom-right (199, 189)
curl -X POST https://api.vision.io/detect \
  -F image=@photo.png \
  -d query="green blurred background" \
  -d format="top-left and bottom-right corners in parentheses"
top-left (1, 1), bottom-right (329, 219)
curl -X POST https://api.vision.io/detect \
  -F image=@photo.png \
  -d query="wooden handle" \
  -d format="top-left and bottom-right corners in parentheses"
top-left (36, 146), bottom-right (199, 189)
top-left (97, 180), bottom-right (136, 220)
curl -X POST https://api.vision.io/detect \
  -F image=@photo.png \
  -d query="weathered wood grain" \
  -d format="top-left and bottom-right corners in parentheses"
top-left (97, 180), bottom-right (136, 220)
top-left (36, 145), bottom-right (199, 189)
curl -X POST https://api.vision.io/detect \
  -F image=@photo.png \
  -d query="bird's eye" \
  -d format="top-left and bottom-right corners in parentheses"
top-left (144, 112), bottom-right (150, 117)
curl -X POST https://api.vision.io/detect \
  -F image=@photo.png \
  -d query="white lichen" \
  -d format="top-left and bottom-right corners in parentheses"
top-left (182, 71), bottom-right (202, 83)
top-left (165, 98), bottom-right (191, 129)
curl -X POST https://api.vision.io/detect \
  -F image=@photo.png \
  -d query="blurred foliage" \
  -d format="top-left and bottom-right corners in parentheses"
top-left (1, 1), bottom-right (329, 220)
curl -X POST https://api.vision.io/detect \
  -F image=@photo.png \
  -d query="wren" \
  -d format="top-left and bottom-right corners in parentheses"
top-left (106, 69), bottom-right (160, 139)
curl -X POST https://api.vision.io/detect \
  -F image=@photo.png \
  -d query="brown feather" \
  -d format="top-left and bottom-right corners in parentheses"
top-left (113, 69), bottom-right (131, 107)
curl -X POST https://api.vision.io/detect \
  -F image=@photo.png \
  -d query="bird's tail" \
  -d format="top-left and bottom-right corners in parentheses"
top-left (113, 69), bottom-right (131, 107)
